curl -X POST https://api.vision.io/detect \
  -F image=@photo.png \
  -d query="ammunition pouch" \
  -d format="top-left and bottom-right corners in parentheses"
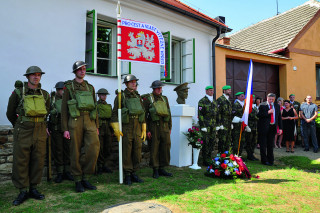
top-left (67, 99), bottom-right (80, 118)
top-left (98, 104), bottom-right (112, 119)
top-left (23, 95), bottom-right (47, 117)
top-left (75, 90), bottom-right (95, 111)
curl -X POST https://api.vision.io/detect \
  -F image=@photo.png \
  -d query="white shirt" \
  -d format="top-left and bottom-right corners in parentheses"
top-left (223, 93), bottom-right (229, 100)
top-left (236, 99), bottom-right (244, 107)
top-left (206, 94), bottom-right (213, 102)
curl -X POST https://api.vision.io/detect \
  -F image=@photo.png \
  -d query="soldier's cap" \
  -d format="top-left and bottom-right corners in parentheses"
top-left (97, 88), bottom-right (110, 95)
top-left (235, 92), bottom-right (244, 96)
top-left (205, 86), bottom-right (213, 90)
top-left (174, 82), bottom-right (189, 91)
top-left (222, 85), bottom-right (231, 90)
top-left (24, 66), bottom-right (45, 76)
top-left (55, 81), bottom-right (65, 89)
top-left (289, 94), bottom-right (295, 97)
top-left (150, 80), bottom-right (165, 88)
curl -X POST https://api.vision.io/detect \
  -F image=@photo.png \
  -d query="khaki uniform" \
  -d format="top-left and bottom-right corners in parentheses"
top-left (216, 95), bottom-right (232, 153)
top-left (48, 94), bottom-right (71, 174)
top-left (61, 79), bottom-right (99, 181)
top-left (6, 82), bottom-right (50, 189)
top-left (97, 99), bottom-right (113, 169)
top-left (198, 96), bottom-right (218, 164)
top-left (143, 93), bottom-right (172, 169)
top-left (111, 88), bottom-right (145, 176)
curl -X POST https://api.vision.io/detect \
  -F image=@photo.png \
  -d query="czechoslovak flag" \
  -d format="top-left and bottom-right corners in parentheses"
top-left (241, 59), bottom-right (253, 130)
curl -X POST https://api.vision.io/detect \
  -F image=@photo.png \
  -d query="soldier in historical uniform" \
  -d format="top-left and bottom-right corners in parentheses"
top-left (231, 92), bottom-right (246, 155)
top-left (48, 81), bottom-right (74, 183)
top-left (143, 80), bottom-right (173, 179)
top-left (96, 88), bottom-right (113, 174)
top-left (7, 66), bottom-right (50, 205)
top-left (61, 61), bottom-right (100, 193)
top-left (289, 94), bottom-right (301, 145)
top-left (216, 85), bottom-right (233, 153)
top-left (111, 74), bottom-right (146, 185)
top-left (245, 95), bottom-right (259, 161)
top-left (198, 86), bottom-right (218, 166)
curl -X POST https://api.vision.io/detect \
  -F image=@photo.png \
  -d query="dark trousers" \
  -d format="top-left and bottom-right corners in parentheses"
top-left (259, 124), bottom-right (276, 164)
top-left (302, 123), bottom-right (318, 151)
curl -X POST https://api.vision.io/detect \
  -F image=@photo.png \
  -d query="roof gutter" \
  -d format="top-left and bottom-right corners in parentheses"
top-left (212, 27), bottom-right (221, 99)
top-left (146, 0), bottom-right (232, 33)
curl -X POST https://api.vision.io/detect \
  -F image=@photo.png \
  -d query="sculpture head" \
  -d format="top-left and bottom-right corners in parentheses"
top-left (174, 82), bottom-right (189, 104)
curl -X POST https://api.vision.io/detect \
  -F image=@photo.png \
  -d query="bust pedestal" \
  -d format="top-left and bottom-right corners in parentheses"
top-left (170, 104), bottom-right (195, 167)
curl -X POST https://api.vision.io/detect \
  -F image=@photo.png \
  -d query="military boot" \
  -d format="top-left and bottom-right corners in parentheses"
top-left (63, 171), bottom-right (74, 181)
top-left (54, 173), bottom-right (63, 183)
top-left (29, 189), bottom-right (45, 200)
top-left (124, 175), bottom-right (132, 185)
top-left (102, 166), bottom-right (113, 173)
top-left (81, 180), bottom-right (97, 190)
top-left (12, 191), bottom-right (29, 206)
top-left (159, 169), bottom-right (173, 177)
top-left (153, 169), bottom-right (159, 179)
top-left (75, 181), bottom-right (85, 193)
top-left (131, 173), bottom-right (144, 183)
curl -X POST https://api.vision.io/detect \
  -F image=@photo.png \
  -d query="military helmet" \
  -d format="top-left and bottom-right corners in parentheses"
top-left (97, 88), bottom-right (110, 95)
top-left (55, 81), bottom-right (65, 89)
top-left (150, 80), bottom-right (165, 88)
top-left (123, 74), bottom-right (139, 83)
top-left (72, 61), bottom-right (87, 72)
top-left (14, 80), bottom-right (23, 88)
top-left (23, 66), bottom-right (45, 76)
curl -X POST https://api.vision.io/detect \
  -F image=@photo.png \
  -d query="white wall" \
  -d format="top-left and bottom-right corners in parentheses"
top-left (0, 0), bottom-right (217, 125)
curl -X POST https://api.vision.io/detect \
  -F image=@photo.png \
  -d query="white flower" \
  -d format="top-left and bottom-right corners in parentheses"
top-left (215, 161), bottom-right (221, 166)
top-left (225, 170), bottom-right (231, 176)
top-left (233, 161), bottom-right (238, 166)
top-left (210, 169), bottom-right (214, 173)
top-left (228, 163), bottom-right (234, 167)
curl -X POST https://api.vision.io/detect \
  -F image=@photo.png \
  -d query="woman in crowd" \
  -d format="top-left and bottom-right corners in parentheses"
top-left (282, 100), bottom-right (298, 152)
top-left (274, 97), bottom-right (284, 148)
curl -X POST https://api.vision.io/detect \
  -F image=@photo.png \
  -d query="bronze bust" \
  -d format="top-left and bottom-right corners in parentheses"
top-left (174, 82), bottom-right (189, 104)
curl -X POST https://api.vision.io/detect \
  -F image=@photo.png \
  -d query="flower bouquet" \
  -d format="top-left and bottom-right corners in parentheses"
top-left (205, 150), bottom-right (251, 179)
top-left (183, 126), bottom-right (203, 149)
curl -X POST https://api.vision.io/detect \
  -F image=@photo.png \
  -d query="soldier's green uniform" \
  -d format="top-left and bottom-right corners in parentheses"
top-left (198, 93), bottom-right (218, 165)
top-left (61, 61), bottom-right (99, 192)
top-left (96, 89), bottom-right (113, 174)
top-left (48, 82), bottom-right (73, 183)
top-left (143, 81), bottom-right (172, 178)
top-left (6, 66), bottom-right (49, 205)
top-left (217, 93), bottom-right (232, 153)
top-left (232, 99), bottom-right (246, 155)
top-left (245, 104), bottom-right (259, 160)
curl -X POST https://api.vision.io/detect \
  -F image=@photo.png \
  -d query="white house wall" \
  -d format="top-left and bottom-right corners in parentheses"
top-left (0, 0), bottom-right (217, 125)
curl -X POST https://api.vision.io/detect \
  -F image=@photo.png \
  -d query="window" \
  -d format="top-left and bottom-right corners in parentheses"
top-left (162, 31), bottom-right (195, 84)
top-left (85, 10), bottom-right (130, 76)
top-left (316, 65), bottom-right (320, 99)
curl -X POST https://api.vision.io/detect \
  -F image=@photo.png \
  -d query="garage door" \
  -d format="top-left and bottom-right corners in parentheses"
top-left (226, 58), bottom-right (279, 101)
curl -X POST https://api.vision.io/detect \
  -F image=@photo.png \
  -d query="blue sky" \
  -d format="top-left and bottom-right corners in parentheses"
top-left (180, 0), bottom-right (310, 34)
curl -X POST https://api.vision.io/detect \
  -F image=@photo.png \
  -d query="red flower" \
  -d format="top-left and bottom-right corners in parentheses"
top-left (209, 165), bottom-right (212, 169)
top-left (221, 154), bottom-right (227, 158)
top-left (215, 169), bottom-right (220, 176)
top-left (236, 171), bottom-right (241, 176)
top-left (195, 127), bottom-right (199, 131)
top-left (230, 154), bottom-right (235, 161)
top-left (221, 163), bottom-right (227, 169)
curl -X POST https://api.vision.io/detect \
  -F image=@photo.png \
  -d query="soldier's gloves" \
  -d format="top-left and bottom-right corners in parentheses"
top-left (245, 126), bottom-right (251, 132)
top-left (219, 125), bottom-right (224, 130)
top-left (201, 128), bottom-right (207, 132)
top-left (215, 126), bottom-right (220, 131)
top-left (141, 123), bottom-right (147, 142)
top-left (231, 124), bottom-right (234, 129)
top-left (232, 116), bottom-right (242, 123)
top-left (110, 122), bottom-right (123, 142)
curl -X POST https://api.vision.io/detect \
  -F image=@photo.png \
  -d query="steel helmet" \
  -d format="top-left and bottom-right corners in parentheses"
top-left (150, 80), bottom-right (164, 88)
top-left (72, 61), bottom-right (87, 72)
top-left (96, 88), bottom-right (110, 95)
top-left (55, 81), bottom-right (65, 89)
top-left (123, 74), bottom-right (139, 83)
top-left (23, 66), bottom-right (45, 76)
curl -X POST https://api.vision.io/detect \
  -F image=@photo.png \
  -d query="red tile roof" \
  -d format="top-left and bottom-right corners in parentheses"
top-left (147, 0), bottom-right (231, 32)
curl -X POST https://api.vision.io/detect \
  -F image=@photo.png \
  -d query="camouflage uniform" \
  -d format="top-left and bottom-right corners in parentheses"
top-left (216, 95), bottom-right (232, 153)
top-left (198, 96), bottom-right (218, 164)
top-left (232, 100), bottom-right (246, 155)
top-left (245, 105), bottom-right (259, 158)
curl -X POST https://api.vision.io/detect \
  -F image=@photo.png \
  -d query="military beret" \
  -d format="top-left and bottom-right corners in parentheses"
top-left (205, 86), bottom-right (213, 90)
top-left (174, 82), bottom-right (189, 91)
top-left (289, 94), bottom-right (295, 97)
top-left (235, 92), bottom-right (244, 96)
top-left (222, 85), bottom-right (231, 90)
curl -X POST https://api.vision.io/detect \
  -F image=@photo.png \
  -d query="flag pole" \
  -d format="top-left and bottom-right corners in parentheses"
top-left (116, 1), bottom-right (123, 184)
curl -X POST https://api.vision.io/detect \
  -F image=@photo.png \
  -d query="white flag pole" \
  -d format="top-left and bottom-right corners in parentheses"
top-left (116, 1), bottom-right (123, 184)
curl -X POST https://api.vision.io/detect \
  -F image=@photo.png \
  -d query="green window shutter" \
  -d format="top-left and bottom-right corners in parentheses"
top-left (121, 61), bottom-right (131, 75)
top-left (161, 31), bottom-right (171, 81)
top-left (181, 38), bottom-right (195, 83)
top-left (85, 10), bottom-right (97, 72)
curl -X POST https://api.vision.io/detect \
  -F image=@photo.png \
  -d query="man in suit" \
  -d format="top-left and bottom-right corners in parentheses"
top-left (257, 93), bottom-right (283, 166)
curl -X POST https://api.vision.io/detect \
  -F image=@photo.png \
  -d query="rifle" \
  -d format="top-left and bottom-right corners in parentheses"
top-left (46, 134), bottom-right (52, 181)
